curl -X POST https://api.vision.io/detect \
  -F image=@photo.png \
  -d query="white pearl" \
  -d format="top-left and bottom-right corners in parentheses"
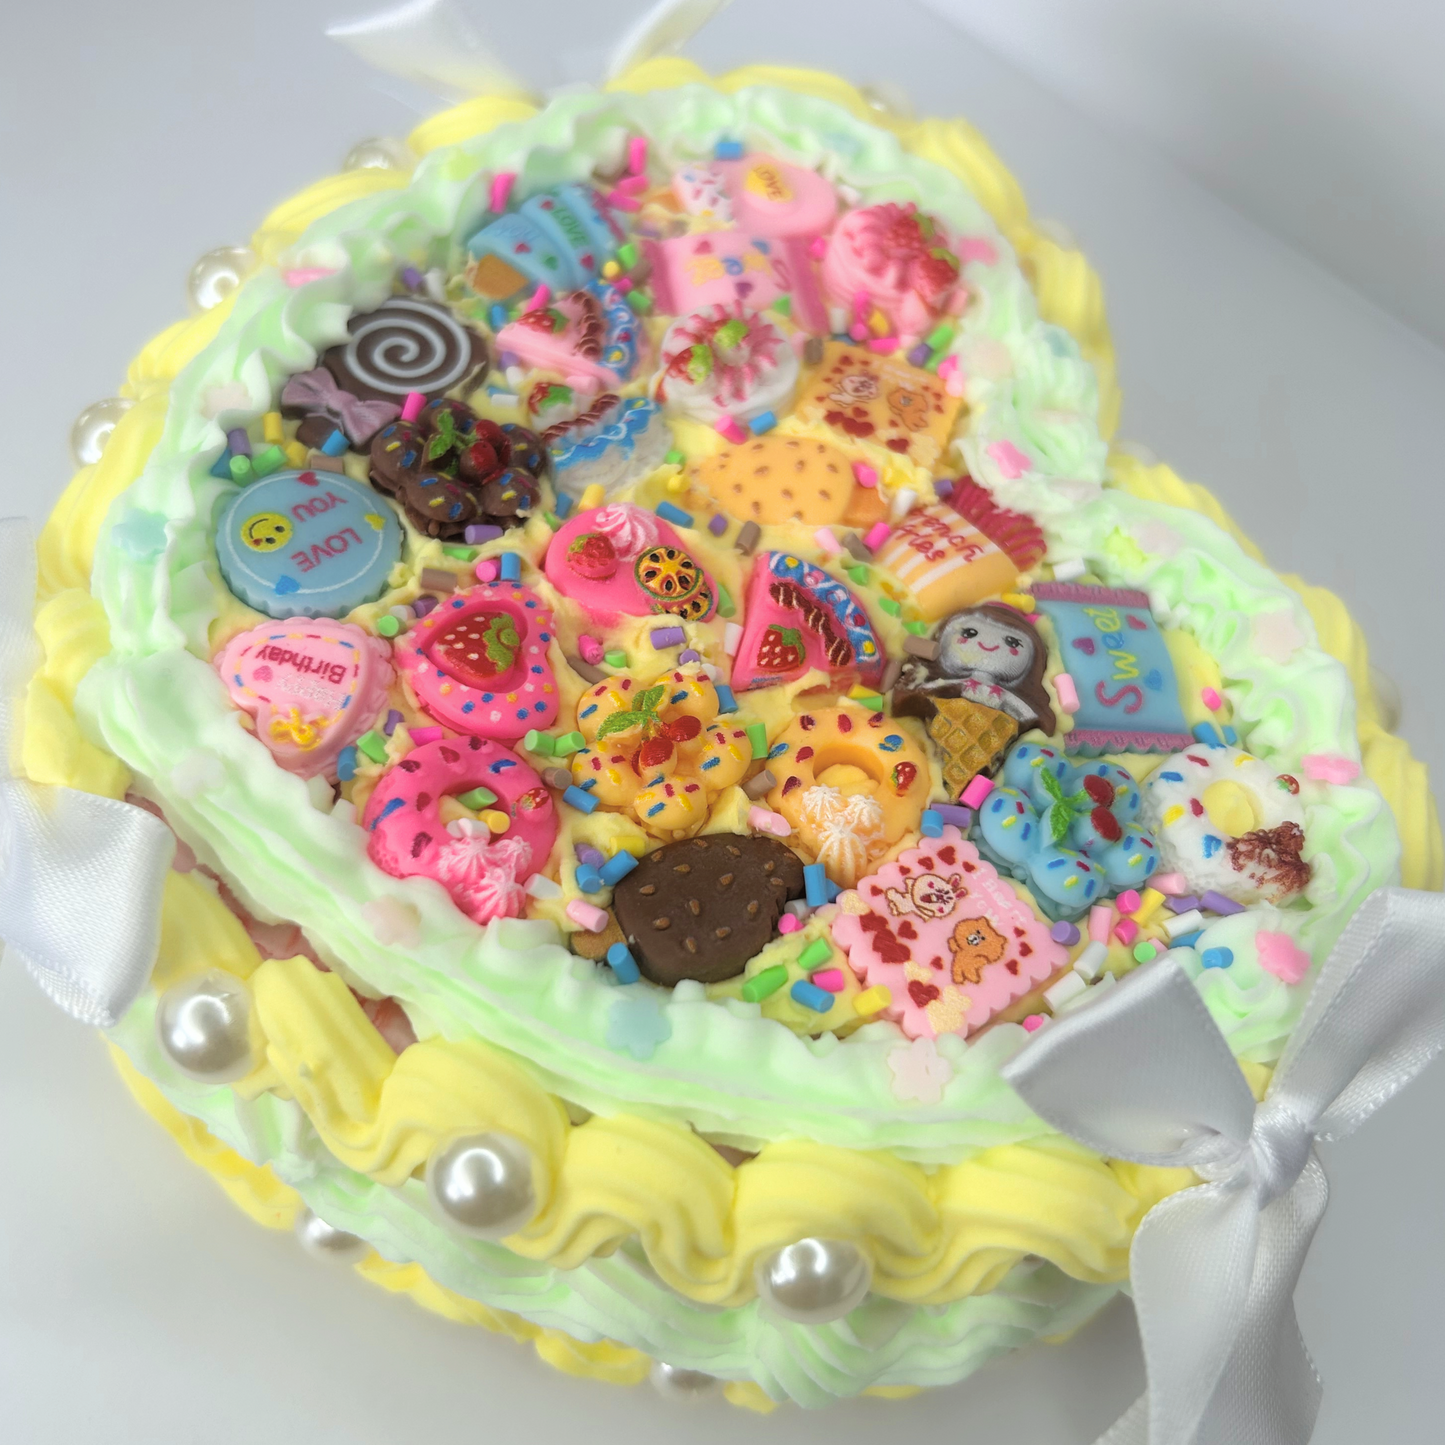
top-left (426, 1132), bottom-right (536, 1238)
top-left (295, 1207), bottom-right (370, 1263)
top-left (649, 1360), bottom-right (721, 1399)
top-left (754, 1238), bottom-right (872, 1325)
top-left (155, 971), bottom-right (254, 1082)
top-left (187, 245), bottom-right (256, 313)
top-left (69, 397), bottom-right (134, 467)
top-left (343, 136), bottom-right (413, 172)
top-left (860, 80), bottom-right (915, 123)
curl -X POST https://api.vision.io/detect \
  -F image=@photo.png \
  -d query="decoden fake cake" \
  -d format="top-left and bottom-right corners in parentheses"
top-left (27, 59), bottom-right (1442, 1414)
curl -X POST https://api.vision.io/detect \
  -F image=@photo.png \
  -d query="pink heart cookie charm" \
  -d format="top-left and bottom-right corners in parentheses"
top-left (217, 618), bottom-right (393, 780)
top-left (544, 503), bottom-right (717, 624)
top-left (830, 829), bottom-right (1067, 1038)
top-left (402, 581), bottom-right (559, 741)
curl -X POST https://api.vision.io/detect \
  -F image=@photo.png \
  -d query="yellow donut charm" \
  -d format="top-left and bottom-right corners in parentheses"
top-left (766, 706), bottom-right (929, 885)
top-left (569, 668), bottom-right (752, 835)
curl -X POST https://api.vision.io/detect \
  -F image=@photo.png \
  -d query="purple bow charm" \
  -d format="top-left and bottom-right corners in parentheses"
top-left (281, 368), bottom-right (401, 444)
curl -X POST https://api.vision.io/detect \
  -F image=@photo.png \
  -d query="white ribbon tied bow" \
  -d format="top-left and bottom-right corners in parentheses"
top-left (1004, 886), bottom-right (1445, 1445)
top-left (0, 517), bottom-right (173, 1027)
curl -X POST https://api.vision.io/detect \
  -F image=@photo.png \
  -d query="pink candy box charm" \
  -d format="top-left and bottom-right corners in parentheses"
top-left (831, 828), bottom-right (1067, 1038)
top-left (218, 618), bottom-right (393, 779)
top-left (364, 735), bottom-right (557, 926)
top-left (646, 231), bottom-right (828, 334)
top-left (402, 581), bottom-right (559, 741)
top-left (544, 503), bottom-right (718, 624)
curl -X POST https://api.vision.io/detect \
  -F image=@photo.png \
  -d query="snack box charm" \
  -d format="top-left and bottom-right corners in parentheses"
top-left (1030, 583), bottom-right (1192, 753)
top-left (214, 470), bottom-right (402, 619)
top-left (465, 184), bottom-right (624, 302)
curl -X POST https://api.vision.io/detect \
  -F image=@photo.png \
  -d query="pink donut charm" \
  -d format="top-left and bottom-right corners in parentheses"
top-left (217, 618), bottom-right (393, 779)
top-left (402, 581), bottom-right (559, 740)
top-left (363, 735), bottom-right (557, 925)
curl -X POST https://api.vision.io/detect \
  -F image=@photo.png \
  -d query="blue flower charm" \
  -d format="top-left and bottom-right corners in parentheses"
top-left (973, 743), bottom-right (1159, 919)
top-left (605, 991), bottom-right (673, 1061)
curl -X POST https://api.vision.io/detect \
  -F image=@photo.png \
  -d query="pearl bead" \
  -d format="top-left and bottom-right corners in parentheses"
top-left (187, 245), bottom-right (256, 313)
top-left (155, 971), bottom-right (254, 1082)
top-left (343, 136), bottom-right (413, 172)
top-left (295, 1207), bottom-right (370, 1264)
top-left (754, 1238), bottom-right (872, 1325)
top-left (69, 397), bottom-right (134, 467)
top-left (649, 1360), bottom-right (720, 1399)
top-left (860, 81), bottom-right (915, 123)
top-left (426, 1132), bottom-right (536, 1238)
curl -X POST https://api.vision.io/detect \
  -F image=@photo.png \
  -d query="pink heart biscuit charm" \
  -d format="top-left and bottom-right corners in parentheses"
top-left (218, 618), bottom-right (393, 779)
top-left (402, 581), bottom-right (559, 741)
top-left (830, 828), bottom-right (1067, 1038)
top-left (544, 503), bottom-right (718, 624)
top-left (364, 736), bottom-right (557, 926)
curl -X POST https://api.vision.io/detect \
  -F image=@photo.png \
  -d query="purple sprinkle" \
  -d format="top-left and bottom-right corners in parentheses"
top-left (226, 427), bottom-right (252, 457)
top-left (1200, 890), bottom-right (1246, 916)
top-left (383, 708), bottom-right (404, 737)
top-left (1050, 919), bottom-right (1081, 946)
top-left (401, 266), bottom-right (423, 290)
top-left (678, 649), bottom-right (701, 664)
top-left (931, 802), bottom-right (973, 828)
top-left (464, 523), bottom-right (505, 544)
top-left (906, 342), bottom-right (932, 367)
top-left (413, 594), bottom-right (439, 618)
top-left (1166, 894), bottom-right (1202, 914)
top-left (499, 350), bottom-right (522, 370)
top-left (650, 625), bottom-right (686, 649)
top-left (575, 843), bottom-right (606, 869)
top-left (707, 513), bottom-right (728, 536)
top-left (934, 477), bottom-right (954, 498)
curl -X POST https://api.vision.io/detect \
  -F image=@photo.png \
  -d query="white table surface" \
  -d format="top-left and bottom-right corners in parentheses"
top-left (2, 3), bottom-right (1442, 1441)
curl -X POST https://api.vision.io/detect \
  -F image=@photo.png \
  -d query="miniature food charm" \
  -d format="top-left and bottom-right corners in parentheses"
top-left (214, 469), bottom-right (403, 619)
top-left (319, 297), bottom-right (490, 404)
top-left (543, 394), bottom-right (671, 497)
top-left (972, 742), bottom-right (1160, 918)
top-left (821, 202), bottom-right (964, 342)
top-left (766, 706), bottom-right (930, 886)
top-left (789, 343), bottom-right (963, 478)
top-left (654, 303), bottom-right (799, 424)
top-left (217, 619), bottom-right (393, 779)
top-left (873, 479), bottom-right (1046, 622)
top-left (545, 504), bottom-right (717, 622)
top-left (363, 735), bottom-right (557, 926)
top-left (496, 282), bottom-right (642, 388)
top-left (646, 231), bottom-right (829, 333)
top-left (570, 669), bottom-right (752, 835)
top-left (690, 434), bottom-right (884, 528)
top-left (1030, 583), bottom-right (1192, 753)
top-left (732, 552), bottom-right (885, 692)
top-left (612, 834), bottom-right (805, 985)
top-left (1139, 746), bottom-right (1311, 904)
top-left (401, 581), bottom-right (559, 741)
top-left (831, 829), bottom-right (1068, 1038)
top-left (465, 183), bottom-right (623, 300)
top-left (369, 399), bottom-right (543, 539)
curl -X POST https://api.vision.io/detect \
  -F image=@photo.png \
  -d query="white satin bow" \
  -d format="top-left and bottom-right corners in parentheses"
top-left (327, 0), bottom-right (731, 100)
top-left (1004, 886), bottom-right (1445, 1445)
top-left (0, 518), bottom-right (173, 1027)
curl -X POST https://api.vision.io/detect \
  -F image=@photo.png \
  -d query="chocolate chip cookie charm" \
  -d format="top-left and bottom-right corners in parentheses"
top-left (611, 835), bottom-right (805, 986)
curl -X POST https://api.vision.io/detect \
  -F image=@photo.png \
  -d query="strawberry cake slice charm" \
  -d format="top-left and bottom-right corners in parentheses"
top-left (402, 581), bottom-right (559, 740)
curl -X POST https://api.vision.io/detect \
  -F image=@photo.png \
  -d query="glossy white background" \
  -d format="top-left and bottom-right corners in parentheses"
top-left (1, 3), bottom-right (1442, 1442)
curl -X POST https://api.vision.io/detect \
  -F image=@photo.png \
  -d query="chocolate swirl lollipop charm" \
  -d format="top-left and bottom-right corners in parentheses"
top-left (322, 298), bottom-right (489, 404)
